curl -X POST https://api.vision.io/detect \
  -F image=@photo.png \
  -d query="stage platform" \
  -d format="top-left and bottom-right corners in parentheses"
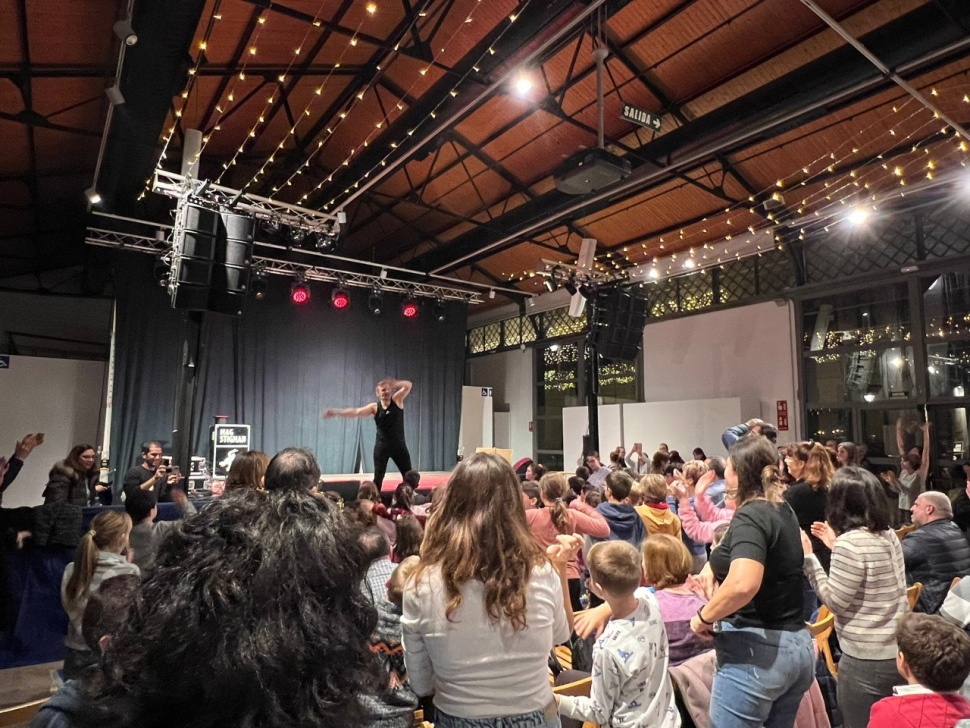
top-left (318, 471), bottom-right (450, 500)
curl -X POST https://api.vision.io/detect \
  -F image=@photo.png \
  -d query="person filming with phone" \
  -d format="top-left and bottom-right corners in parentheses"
top-left (122, 441), bottom-right (181, 502)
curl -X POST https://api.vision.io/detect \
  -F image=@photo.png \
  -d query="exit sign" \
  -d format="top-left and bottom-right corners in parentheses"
top-left (621, 104), bottom-right (661, 132)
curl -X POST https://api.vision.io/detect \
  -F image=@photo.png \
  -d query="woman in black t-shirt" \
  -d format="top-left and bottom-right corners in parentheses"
top-left (690, 436), bottom-right (815, 728)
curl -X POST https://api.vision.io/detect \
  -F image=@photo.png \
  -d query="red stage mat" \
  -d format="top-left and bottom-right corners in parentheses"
top-left (319, 471), bottom-right (451, 493)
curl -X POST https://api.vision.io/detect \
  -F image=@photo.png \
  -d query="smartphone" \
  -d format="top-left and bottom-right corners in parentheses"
top-left (634, 442), bottom-right (642, 451)
top-left (162, 455), bottom-right (172, 468)
top-left (170, 465), bottom-right (181, 478)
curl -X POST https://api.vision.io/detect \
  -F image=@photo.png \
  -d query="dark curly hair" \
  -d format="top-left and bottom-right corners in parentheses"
top-left (76, 489), bottom-right (381, 728)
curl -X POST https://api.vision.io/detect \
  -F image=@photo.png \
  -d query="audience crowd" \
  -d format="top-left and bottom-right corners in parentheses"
top-left (2, 415), bottom-right (970, 728)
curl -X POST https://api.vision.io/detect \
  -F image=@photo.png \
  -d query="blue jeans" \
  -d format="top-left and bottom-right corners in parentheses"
top-left (710, 623), bottom-right (815, 728)
top-left (435, 703), bottom-right (561, 728)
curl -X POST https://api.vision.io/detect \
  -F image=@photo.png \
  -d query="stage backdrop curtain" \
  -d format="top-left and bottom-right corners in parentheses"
top-left (110, 254), bottom-right (467, 479)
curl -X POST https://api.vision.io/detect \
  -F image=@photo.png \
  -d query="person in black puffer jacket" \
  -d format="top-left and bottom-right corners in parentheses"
top-left (902, 491), bottom-right (970, 614)
top-left (43, 445), bottom-right (105, 506)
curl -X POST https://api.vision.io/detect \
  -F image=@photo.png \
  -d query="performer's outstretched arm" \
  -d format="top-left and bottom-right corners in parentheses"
top-left (391, 380), bottom-right (413, 407)
top-left (323, 403), bottom-right (378, 419)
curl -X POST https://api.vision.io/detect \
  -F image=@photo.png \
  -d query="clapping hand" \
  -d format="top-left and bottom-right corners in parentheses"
top-left (669, 478), bottom-right (689, 500)
top-left (696, 469), bottom-right (717, 496)
top-left (810, 521), bottom-right (836, 550)
top-left (546, 534), bottom-right (583, 572)
top-left (13, 433), bottom-right (43, 461)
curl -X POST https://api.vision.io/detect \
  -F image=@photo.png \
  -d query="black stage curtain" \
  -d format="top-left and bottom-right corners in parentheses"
top-left (110, 254), bottom-right (466, 483)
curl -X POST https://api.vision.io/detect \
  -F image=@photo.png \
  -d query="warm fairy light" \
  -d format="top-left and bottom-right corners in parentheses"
top-left (366, 2), bottom-right (378, 14)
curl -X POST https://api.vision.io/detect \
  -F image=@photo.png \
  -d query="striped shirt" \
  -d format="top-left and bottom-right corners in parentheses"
top-left (61, 551), bottom-right (140, 651)
top-left (803, 528), bottom-right (908, 660)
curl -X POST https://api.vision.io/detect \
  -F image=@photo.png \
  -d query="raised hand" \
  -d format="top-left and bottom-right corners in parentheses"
top-left (13, 433), bottom-right (43, 461)
top-left (810, 521), bottom-right (837, 550)
top-left (696, 469), bottom-right (718, 495)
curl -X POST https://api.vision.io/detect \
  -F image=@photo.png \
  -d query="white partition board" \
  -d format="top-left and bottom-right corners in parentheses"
top-left (621, 398), bottom-right (742, 458)
top-left (562, 404), bottom-right (623, 467)
top-left (0, 355), bottom-right (106, 507)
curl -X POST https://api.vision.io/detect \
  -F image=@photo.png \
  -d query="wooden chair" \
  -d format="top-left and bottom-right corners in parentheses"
top-left (894, 524), bottom-right (917, 541)
top-left (552, 677), bottom-right (599, 728)
top-left (813, 605), bottom-right (838, 680)
top-left (0, 698), bottom-right (47, 727)
top-left (906, 582), bottom-right (923, 611)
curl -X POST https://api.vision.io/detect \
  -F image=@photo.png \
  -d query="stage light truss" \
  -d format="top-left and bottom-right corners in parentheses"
top-left (153, 170), bottom-right (339, 233)
top-left (84, 225), bottom-right (484, 304)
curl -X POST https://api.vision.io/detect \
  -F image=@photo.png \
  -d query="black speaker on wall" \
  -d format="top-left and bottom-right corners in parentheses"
top-left (590, 287), bottom-right (648, 361)
top-left (171, 203), bottom-right (255, 316)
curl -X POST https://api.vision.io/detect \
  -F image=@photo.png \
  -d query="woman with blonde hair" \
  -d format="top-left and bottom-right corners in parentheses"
top-left (61, 510), bottom-right (139, 678)
top-left (224, 450), bottom-right (270, 493)
top-left (526, 472), bottom-right (609, 610)
top-left (402, 453), bottom-right (578, 727)
top-left (784, 441), bottom-right (836, 577)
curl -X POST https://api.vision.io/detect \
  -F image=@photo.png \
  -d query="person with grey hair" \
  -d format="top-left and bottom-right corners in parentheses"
top-left (903, 490), bottom-right (970, 613)
top-left (264, 447), bottom-right (321, 492)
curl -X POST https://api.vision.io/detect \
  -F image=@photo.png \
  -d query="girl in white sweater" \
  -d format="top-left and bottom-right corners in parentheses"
top-left (800, 466), bottom-right (908, 728)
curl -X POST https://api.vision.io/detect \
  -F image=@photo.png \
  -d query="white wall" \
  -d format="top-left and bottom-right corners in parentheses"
top-left (0, 355), bottom-right (107, 507)
top-left (641, 300), bottom-right (800, 443)
top-left (562, 404), bottom-right (622, 466)
top-left (467, 348), bottom-right (534, 464)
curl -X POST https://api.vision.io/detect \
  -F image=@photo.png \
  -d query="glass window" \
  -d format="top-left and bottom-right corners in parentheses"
top-left (802, 283), bottom-right (910, 351)
top-left (536, 451), bottom-right (565, 471)
top-left (923, 272), bottom-right (970, 341)
top-left (536, 343), bottom-right (579, 416)
top-left (804, 347), bottom-right (916, 404)
top-left (926, 340), bottom-right (970, 399)
top-left (598, 358), bottom-right (638, 403)
top-left (859, 408), bottom-right (923, 462)
top-left (805, 408), bottom-right (852, 445)
top-left (927, 405), bottom-right (970, 462)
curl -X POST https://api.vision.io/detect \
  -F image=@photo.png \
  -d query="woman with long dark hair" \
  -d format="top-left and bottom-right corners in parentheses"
top-left (61, 510), bottom-right (138, 678)
top-left (44, 444), bottom-right (104, 505)
top-left (402, 453), bottom-right (577, 727)
top-left (75, 488), bottom-right (382, 728)
top-left (689, 436), bottom-right (814, 728)
top-left (525, 472), bottom-right (609, 610)
top-left (800, 466), bottom-right (907, 728)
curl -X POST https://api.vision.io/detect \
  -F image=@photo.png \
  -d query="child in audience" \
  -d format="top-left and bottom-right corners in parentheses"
top-left (33, 575), bottom-right (142, 728)
top-left (363, 556), bottom-right (420, 728)
top-left (632, 474), bottom-right (682, 537)
top-left (392, 514), bottom-right (422, 563)
top-left (556, 541), bottom-right (679, 728)
top-left (642, 534), bottom-right (712, 667)
top-left (868, 613), bottom-right (970, 728)
top-left (595, 471), bottom-right (646, 550)
top-left (61, 511), bottom-right (139, 679)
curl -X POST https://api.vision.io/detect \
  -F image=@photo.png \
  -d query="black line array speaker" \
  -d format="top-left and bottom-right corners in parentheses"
top-left (171, 203), bottom-right (255, 316)
top-left (590, 287), bottom-right (649, 361)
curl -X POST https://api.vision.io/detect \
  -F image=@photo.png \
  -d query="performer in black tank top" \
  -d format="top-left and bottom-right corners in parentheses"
top-left (325, 378), bottom-right (413, 488)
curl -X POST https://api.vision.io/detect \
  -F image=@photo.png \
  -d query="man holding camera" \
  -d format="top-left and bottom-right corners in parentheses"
top-left (122, 441), bottom-right (181, 502)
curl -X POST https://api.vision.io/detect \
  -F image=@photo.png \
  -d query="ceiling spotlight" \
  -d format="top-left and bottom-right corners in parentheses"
top-left (113, 18), bottom-right (138, 46)
top-left (331, 286), bottom-right (351, 310)
top-left (250, 267), bottom-right (268, 300)
top-left (513, 72), bottom-right (533, 97)
top-left (402, 297), bottom-right (419, 319)
top-left (847, 207), bottom-right (870, 226)
top-left (432, 299), bottom-right (446, 322)
top-left (84, 187), bottom-right (101, 205)
top-left (564, 278), bottom-right (578, 296)
top-left (105, 84), bottom-right (125, 106)
top-left (365, 1), bottom-right (378, 14)
top-left (153, 257), bottom-right (170, 288)
top-left (315, 225), bottom-right (339, 252)
top-left (286, 227), bottom-right (312, 247)
top-left (578, 282), bottom-right (596, 300)
top-left (261, 217), bottom-right (286, 243)
top-left (290, 274), bottom-right (310, 305)
top-left (544, 276), bottom-right (557, 293)
top-left (368, 288), bottom-right (384, 316)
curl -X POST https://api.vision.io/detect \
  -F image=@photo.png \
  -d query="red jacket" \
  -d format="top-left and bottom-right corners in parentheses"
top-left (868, 692), bottom-right (970, 728)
